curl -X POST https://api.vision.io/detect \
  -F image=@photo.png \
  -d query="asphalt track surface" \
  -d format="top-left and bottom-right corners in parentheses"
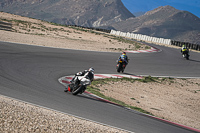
top-left (0, 41), bottom-right (200, 133)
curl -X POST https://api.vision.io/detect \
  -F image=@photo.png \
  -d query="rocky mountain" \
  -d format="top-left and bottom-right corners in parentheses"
top-left (0, 0), bottom-right (134, 27)
top-left (110, 6), bottom-right (200, 44)
top-left (121, 0), bottom-right (200, 18)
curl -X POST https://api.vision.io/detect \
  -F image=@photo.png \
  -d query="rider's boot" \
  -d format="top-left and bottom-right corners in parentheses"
top-left (64, 86), bottom-right (68, 92)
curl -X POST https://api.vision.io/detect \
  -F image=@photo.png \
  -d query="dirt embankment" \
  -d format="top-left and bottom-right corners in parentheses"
top-left (92, 78), bottom-right (200, 129)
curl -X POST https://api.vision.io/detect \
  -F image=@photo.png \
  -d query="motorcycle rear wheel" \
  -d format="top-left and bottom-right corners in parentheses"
top-left (117, 63), bottom-right (122, 73)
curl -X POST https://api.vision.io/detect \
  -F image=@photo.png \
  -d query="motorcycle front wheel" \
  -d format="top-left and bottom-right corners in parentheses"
top-left (72, 85), bottom-right (84, 95)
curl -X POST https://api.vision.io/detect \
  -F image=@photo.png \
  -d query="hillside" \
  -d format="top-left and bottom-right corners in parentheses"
top-left (0, 0), bottom-right (134, 27)
top-left (1, 1), bottom-right (200, 44)
top-left (110, 6), bottom-right (200, 44)
top-left (0, 12), bottom-right (149, 52)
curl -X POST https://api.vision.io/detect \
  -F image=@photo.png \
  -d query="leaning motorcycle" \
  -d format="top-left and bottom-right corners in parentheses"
top-left (182, 50), bottom-right (189, 60)
top-left (65, 76), bottom-right (91, 95)
top-left (116, 59), bottom-right (126, 73)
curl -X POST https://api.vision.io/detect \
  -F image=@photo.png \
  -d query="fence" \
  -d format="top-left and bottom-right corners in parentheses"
top-left (171, 40), bottom-right (200, 51)
top-left (110, 29), bottom-right (200, 51)
top-left (0, 21), bottom-right (12, 31)
top-left (67, 25), bottom-right (111, 33)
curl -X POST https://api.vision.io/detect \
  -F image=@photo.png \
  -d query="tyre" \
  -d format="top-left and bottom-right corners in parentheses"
top-left (116, 64), bottom-right (120, 72)
top-left (117, 67), bottom-right (120, 72)
top-left (117, 63), bottom-right (122, 73)
top-left (186, 55), bottom-right (189, 60)
top-left (72, 85), bottom-right (84, 95)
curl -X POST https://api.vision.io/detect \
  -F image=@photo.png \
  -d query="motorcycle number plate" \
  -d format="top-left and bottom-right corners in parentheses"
top-left (119, 61), bottom-right (122, 63)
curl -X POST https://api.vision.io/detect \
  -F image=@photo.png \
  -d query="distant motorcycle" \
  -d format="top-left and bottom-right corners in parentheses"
top-left (182, 49), bottom-right (190, 60)
top-left (65, 76), bottom-right (91, 95)
top-left (116, 58), bottom-right (128, 73)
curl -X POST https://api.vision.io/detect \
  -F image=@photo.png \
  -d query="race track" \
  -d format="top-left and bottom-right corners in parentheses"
top-left (0, 41), bottom-right (200, 133)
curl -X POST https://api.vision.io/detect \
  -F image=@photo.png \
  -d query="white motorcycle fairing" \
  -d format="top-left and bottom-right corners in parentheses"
top-left (77, 76), bottom-right (91, 86)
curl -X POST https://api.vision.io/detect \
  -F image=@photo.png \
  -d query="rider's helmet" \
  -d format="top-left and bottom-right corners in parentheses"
top-left (122, 52), bottom-right (126, 55)
top-left (89, 67), bottom-right (95, 73)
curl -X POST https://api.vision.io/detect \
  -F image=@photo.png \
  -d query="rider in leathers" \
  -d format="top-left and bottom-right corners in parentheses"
top-left (72, 67), bottom-right (94, 85)
top-left (181, 44), bottom-right (189, 55)
top-left (65, 67), bottom-right (94, 92)
top-left (118, 52), bottom-right (129, 67)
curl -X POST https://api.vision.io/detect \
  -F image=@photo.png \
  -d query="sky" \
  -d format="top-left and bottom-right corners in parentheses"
top-left (121, 0), bottom-right (200, 18)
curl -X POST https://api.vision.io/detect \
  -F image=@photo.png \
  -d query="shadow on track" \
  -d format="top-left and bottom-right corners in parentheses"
top-left (122, 72), bottom-right (141, 77)
top-left (70, 92), bottom-right (125, 108)
top-left (64, 92), bottom-right (105, 103)
top-left (189, 59), bottom-right (200, 63)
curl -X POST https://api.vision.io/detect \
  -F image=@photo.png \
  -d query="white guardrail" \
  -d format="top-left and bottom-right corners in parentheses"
top-left (110, 29), bottom-right (171, 45)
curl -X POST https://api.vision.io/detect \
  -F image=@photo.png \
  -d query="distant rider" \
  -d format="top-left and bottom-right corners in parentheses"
top-left (181, 44), bottom-right (189, 54)
top-left (118, 52), bottom-right (129, 67)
